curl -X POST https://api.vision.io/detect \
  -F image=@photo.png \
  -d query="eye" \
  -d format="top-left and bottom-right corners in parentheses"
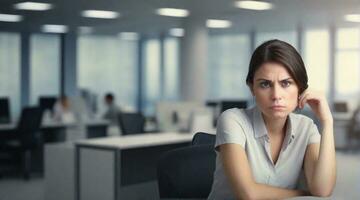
top-left (281, 80), bottom-right (292, 88)
top-left (259, 81), bottom-right (271, 88)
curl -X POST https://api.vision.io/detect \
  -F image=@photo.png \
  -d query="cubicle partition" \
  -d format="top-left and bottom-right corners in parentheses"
top-left (0, 97), bottom-right (11, 124)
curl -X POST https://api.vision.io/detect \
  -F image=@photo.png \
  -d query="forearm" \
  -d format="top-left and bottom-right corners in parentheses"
top-left (310, 120), bottom-right (336, 196)
top-left (244, 183), bottom-right (306, 200)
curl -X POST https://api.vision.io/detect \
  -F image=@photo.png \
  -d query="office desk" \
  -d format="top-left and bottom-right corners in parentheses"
top-left (0, 121), bottom-right (76, 131)
top-left (75, 132), bottom-right (194, 200)
top-left (0, 119), bottom-right (109, 173)
top-left (333, 112), bottom-right (352, 149)
top-left (0, 119), bottom-right (109, 141)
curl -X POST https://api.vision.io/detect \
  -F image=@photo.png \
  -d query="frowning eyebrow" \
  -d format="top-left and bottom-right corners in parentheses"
top-left (255, 78), bottom-right (293, 82)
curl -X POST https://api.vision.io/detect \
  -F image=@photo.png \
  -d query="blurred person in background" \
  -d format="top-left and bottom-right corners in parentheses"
top-left (103, 93), bottom-right (121, 125)
top-left (53, 95), bottom-right (76, 123)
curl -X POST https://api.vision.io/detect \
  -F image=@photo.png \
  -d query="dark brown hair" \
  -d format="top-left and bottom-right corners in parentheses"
top-left (246, 39), bottom-right (308, 94)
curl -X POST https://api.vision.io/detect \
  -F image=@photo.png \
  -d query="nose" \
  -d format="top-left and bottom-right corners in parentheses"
top-left (271, 84), bottom-right (282, 102)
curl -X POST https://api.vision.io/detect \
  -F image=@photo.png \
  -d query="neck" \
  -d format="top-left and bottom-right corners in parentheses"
top-left (262, 113), bottom-right (287, 136)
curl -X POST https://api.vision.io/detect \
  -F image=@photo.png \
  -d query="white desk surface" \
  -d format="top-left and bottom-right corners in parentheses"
top-left (43, 119), bottom-right (109, 127)
top-left (0, 119), bottom-right (109, 131)
top-left (0, 121), bottom-right (76, 131)
top-left (75, 132), bottom-right (201, 149)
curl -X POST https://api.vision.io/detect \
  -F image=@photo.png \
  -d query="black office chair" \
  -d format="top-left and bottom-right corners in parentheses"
top-left (192, 132), bottom-right (216, 146)
top-left (157, 145), bottom-right (216, 199)
top-left (220, 100), bottom-right (248, 113)
top-left (0, 97), bottom-right (11, 124)
top-left (38, 96), bottom-right (57, 114)
top-left (0, 107), bottom-right (43, 179)
top-left (118, 112), bottom-right (145, 135)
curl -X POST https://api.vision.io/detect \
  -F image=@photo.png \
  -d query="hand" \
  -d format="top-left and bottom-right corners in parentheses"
top-left (298, 89), bottom-right (333, 124)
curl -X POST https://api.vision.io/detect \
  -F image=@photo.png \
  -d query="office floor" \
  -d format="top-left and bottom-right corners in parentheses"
top-left (0, 176), bottom-right (43, 200)
top-left (0, 151), bottom-right (359, 200)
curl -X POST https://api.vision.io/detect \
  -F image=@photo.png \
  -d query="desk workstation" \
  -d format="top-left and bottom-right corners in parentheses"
top-left (0, 118), bottom-right (109, 176)
top-left (45, 132), bottom-right (198, 200)
top-left (0, 119), bottom-right (109, 141)
top-left (333, 112), bottom-right (355, 149)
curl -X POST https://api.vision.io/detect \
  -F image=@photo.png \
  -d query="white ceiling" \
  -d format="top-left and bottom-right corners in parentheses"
top-left (0, 0), bottom-right (360, 35)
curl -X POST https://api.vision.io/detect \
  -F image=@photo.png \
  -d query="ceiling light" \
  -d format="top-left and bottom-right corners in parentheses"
top-left (118, 32), bottom-right (139, 40)
top-left (14, 2), bottom-right (53, 11)
top-left (235, 1), bottom-right (273, 10)
top-left (81, 10), bottom-right (120, 19)
top-left (344, 14), bottom-right (360, 22)
top-left (156, 8), bottom-right (189, 17)
top-left (0, 13), bottom-right (23, 22)
top-left (169, 28), bottom-right (184, 37)
top-left (206, 19), bottom-right (232, 28)
top-left (78, 26), bottom-right (93, 34)
top-left (41, 24), bottom-right (68, 33)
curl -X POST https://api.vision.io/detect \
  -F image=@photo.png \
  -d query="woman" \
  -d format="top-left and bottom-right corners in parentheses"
top-left (208, 40), bottom-right (336, 199)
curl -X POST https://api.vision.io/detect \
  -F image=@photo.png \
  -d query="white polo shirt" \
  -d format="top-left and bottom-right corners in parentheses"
top-left (207, 106), bottom-right (321, 200)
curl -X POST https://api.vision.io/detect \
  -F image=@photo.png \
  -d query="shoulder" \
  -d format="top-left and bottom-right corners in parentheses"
top-left (217, 108), bottom-right (252, 131)
top-left (218, 108), bottom-right (248, 123)
top-left (215, 108), bottom-right (250, 148)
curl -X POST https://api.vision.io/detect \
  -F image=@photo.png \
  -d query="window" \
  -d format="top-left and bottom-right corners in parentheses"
top-left (303, 29), bottom-right (330, 95)
top-left (30, 34), bottom-right (60, 105)
top-left (208, 34), bottom-right (252, 100)
top-left (163, 37), bottom-right (180, 100)
top-left (142, 39), bottom-right (161, 116)
top-left (335, 28), bottom-right (360, 99)
top-left (77, 35), bottom-right (138, 114)
top-left (0, 32), bottom-right (20, 120)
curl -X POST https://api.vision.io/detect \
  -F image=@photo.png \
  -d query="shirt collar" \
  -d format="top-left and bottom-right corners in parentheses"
top-left (284, 113), bottom-right (296, 148)
top-left (252, 106), bottom-right (296, 142)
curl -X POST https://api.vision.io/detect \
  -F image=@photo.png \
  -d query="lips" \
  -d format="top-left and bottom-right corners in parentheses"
top-left (270, 105), bottom-right (286, 110)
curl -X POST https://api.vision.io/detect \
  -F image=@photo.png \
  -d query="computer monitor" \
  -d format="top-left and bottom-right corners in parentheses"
top-left (220, 100), bottom-right (248, 113)
top-left (39, 96), bottom-right (57, 112)
top-left (333, 101), bottom-right (348, 113)
top-left (0, 98), bottom-right (11, 124)
top-left (156, 101), bottom-right (203, 132)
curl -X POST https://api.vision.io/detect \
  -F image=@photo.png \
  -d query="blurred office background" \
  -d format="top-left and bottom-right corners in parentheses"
top-left (0, 0), bottom-right (360, 200)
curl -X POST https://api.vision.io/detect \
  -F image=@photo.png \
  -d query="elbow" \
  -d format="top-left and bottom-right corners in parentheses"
top-left (310, 187), bottom-right (334, 197)
top-left (239, 193), bottom-right (257, 200)
top-left (240, 193), bottom-right (255, 200)
top-left (312, 191), bottom-right (332, 198)
top-left (309, 179), bottom-right (336, 197)
top-left (238, 188), bottom-right (259, 200)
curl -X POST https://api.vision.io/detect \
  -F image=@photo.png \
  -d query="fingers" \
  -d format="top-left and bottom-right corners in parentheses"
top-left (298, 89), bottom-right (322, 109)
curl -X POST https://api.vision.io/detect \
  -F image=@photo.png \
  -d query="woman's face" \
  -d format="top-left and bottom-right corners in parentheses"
top-left (251, 62), bottom-right (299, 120)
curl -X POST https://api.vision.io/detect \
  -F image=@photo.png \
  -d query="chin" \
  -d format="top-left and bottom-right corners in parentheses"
top-left (265, 110), bottom-right (290, 119)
